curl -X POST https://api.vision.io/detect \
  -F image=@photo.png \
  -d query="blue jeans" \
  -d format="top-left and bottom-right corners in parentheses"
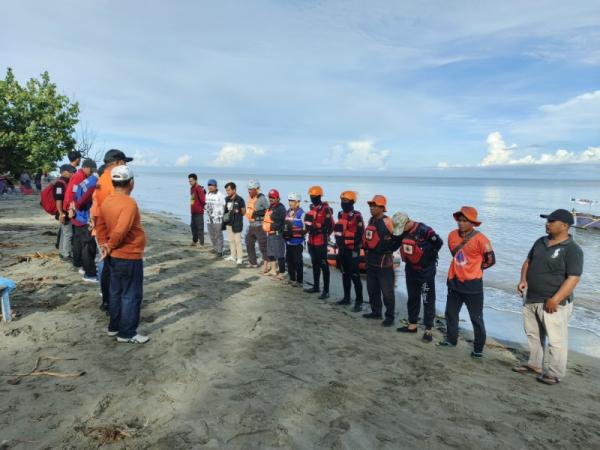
top-left (108, 258), bottom-right (144, 339)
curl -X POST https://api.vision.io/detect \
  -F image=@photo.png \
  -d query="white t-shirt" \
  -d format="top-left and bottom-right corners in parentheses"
top-left (206, 190), bottom-right (226, 224)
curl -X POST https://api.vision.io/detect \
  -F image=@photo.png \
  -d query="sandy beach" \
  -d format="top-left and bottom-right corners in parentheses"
top-left (1, 195), bottom-right (600, 449)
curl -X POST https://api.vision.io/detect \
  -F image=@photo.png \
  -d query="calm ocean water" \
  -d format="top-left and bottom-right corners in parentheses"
top-left (133, 169), bottom-right (600, 338)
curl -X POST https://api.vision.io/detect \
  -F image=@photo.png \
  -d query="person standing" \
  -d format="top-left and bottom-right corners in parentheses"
top-left (245, 180), bottom-right (270, 270)
top-left (68, 150), bottom-right (82, 171)
top-left (69, 159), bottom-right (96, 271)
top-left (333, 191), bottom-right (364, 312)
top-left (59, 153), bottom-right (83, 262)
top-left (55, 164), bottom-right (77, 261)
top-left (205, 179), bottom-right (226, 257)
top-left (304, 185), bottom-right (334, 300)
top-left (91, 149), bottom-right (134, 311)
top-left (70, 159), bottom-right (98, 281)
top-left (362, 195), bottom-right (400, 327)
top-left (394, 212), bottom-right (443, 342)
top-left (439, 206), bottom-right (495, 357)
top-left (514, 209), bottom-right (583, 384)
top-left (34, 170), bottom-right (43, 191)
top-left (284, 192), bottom-right (305, 287)
top-left (96, 165), bottom-right (148, 344)
top-left (223, 182), bottom-right (246, 264)
top-left (263, 189), bottom-right (287, 279)
top-left (188, 174), bottom-right (206, 247)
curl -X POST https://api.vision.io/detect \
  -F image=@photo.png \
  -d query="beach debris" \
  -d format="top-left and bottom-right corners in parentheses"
top-left (16, 251), bottom-right (56, 263)
top-left (80, 425), bottom-right (131, 444)
top-left (250, 315), bottom-right (262, 332)
top-left (5, 356), bottom-right (84, 385)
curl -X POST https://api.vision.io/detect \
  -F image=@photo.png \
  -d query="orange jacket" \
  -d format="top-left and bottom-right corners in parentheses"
top-left (96, 192), bottom-right (146, 260)
top-left (90, 166), bottom-right (115, 219)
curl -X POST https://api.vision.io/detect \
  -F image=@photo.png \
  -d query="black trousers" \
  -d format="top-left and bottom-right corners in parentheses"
top-left (72, 225), bottom-right (97, 277)
top-left (191, 213), bottom-right (205, 244)
top-left (340, 250), bottom-right (363, 304)
top-left (366, 266), bottom-right (395, 320)
top-left (445, 289), bottom-right (486, 353)
top-left (286, 244), bottom-right (304, 283)
top-left (101, 258), bottom-right (111, 307)
top-left (406, 269), bottom-right (436, 329)
top-left (308, 244), bottom-right (329, 292)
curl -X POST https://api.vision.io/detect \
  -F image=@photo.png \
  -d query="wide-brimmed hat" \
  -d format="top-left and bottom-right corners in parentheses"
top-left (367, 195), bottom-right (387, 212)
top-left (453, 206), bottom-right (481, 226)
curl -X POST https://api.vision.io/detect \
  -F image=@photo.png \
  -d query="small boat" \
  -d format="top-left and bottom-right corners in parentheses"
top-left (571, 198), bottom-right (600, 231)
top-left (327, 243), bottom-right (401, 273)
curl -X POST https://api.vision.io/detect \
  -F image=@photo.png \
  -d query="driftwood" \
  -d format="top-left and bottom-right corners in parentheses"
top-left (5, 356), bottom-right (85, 385)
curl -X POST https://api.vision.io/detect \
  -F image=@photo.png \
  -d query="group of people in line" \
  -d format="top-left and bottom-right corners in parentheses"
top-left (42, 148), bottom-right (584, 386)
top-left (186, 174), bottom-right (584, 384)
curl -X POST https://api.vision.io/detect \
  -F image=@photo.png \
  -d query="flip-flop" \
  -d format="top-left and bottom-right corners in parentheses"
top-left (537, 374), bottom-right (560, 385)
top-left (512, 365), bottom-right (542, 375)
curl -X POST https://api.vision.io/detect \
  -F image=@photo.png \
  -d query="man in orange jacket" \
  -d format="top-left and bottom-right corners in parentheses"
top-left (97, 165), bottom-right (148, 344)
top-left (439, 206), bottom-right (495, 357)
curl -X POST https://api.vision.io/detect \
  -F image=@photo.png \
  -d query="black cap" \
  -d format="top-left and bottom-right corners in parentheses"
top-left (540, 209), bottom-right (574, 226)
top-left (82, 159), bottom-right (97, 170)
top-left (59, 164), bottom-right (77, 174)
top-left (104, 149), bottom-right (133, 163)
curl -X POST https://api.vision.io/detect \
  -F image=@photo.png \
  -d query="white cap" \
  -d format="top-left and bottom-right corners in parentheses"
top-left (247, 180), bottom-right (260, 189)
top-left (287, 192), bottom-right (301, 201)
top-left (392, 212), bottom-right (410, 236)
top-left (111, 165), bottom-right (134, 181)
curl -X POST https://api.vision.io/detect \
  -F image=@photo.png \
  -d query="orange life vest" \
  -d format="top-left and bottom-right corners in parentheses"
top-left (245, 194), bottom-right (258, 221)
top-left (334, 210), bottom-right (362, 250)
top-left (262, 208), bottom-right (274, 234)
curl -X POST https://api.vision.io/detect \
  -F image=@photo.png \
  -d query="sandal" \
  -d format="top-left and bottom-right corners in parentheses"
top-left (396, 326), bottom-right (418, 333)
top-left (536, 374), bottom-right (560, 385)
top-left (512, 364), bottom-right (542, 375)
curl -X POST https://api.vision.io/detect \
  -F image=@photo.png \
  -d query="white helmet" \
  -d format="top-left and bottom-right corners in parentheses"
top-left (247, 180), bottom-right (260, 189)
top-left (288, 192), bottom-right (301, 202)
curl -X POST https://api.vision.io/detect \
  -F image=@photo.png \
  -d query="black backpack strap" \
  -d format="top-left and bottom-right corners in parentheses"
top-left (450, 230), bottom-right (479, 257)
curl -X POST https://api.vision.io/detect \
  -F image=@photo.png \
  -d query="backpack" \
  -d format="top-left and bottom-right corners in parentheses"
top-left (40, 179), bottom-right (66, 215)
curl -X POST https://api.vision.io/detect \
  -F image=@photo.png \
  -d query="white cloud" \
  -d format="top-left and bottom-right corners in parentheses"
top-left (480, 132), bottom-right (600, 166)
top-left (175, 154), bottom-right (191, 166)
top-left (211, 144), bottom-right (266, 167)
top-left (130, 150), bottom-right (159, 166)
top-left (325, 140), bottom-right (390, 171)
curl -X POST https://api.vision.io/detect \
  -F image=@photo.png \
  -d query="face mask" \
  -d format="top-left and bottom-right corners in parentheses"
top-left (310, 195), bottom-right (321, 205)
top-left (341, 201), bottom-right (354, 213)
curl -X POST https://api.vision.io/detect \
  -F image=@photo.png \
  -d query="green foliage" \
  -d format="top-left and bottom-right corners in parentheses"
top-left (0, 67), bottom-right (79, 175)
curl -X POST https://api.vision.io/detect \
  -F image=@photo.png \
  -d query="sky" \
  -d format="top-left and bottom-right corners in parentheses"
top-left (1, 0), bottom-right (599, 173)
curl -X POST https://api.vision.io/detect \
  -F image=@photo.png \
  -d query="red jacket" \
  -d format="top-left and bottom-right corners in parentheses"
top-left (190, 185), bottom-right (206, 214)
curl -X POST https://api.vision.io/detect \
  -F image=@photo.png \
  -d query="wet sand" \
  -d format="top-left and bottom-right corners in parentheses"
top-left (1, 195), bottom-right (599, 449)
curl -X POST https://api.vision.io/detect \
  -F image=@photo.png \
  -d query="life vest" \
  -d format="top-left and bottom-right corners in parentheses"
top-left (305, 202), bottom-right (332, 246)
top-left (245, 193), bottom-right (264, 221)
top-left (363, 216), bottom-right (394, 252)
top-left (334, 210), bottom-right (362, 250)
top-left (40, 179), bottom-right (66, 215)
top-left (262, 208), bottom-right (275, 234)
top-left (283, 208), bottom-right (305, 244)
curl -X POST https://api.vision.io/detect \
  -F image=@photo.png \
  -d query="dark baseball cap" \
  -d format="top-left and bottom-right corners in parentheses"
top-left (104, 149), bottom-right (133, 163)
top-left (82, 159), bottom-right (97, 170)
top-left (59, 164), bottom-right (77, 174)
top-left (540, 209), bottom-right (574, 225)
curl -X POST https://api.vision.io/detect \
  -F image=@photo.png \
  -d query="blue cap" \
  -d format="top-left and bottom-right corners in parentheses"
top-left (207, 179), bottom-right (217, 186)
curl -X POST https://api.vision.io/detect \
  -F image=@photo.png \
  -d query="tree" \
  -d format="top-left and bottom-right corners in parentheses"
top-left (0, 68), bottom-right (79, 175)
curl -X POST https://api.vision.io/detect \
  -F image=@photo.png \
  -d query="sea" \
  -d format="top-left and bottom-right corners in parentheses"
top-left (132, 167), bottom-right (600, 354)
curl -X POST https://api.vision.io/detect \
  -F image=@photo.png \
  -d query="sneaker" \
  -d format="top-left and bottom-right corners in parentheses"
top-left (318, 292), bottom-right (330, 300)
top-left (82, 275), bottom-right (99, 283)
top-left (304, 287), bottom-right (320, 294)
top-left (236, 259), bottom-right (243, 265)
top-left (336, 299), bottom-right (351, 305)
top-left (107, 330), bottom-right (118, 337)
top-left (382, 318), bottom-right (394, 327)
top-left (224, 256), bottom-right (235, 262)
top-left (78, 268), bottom-right (85, 275)
top-left (437, 340), bottom-right (456, 347)
top-left (363, 312), bottom-right (382, 319)
top-left (470, 351), bottom-right (484, 358)
top-left (116, 334), bottom-right (150, 344)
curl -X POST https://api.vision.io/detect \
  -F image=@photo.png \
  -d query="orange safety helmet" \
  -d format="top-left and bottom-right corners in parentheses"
top-left (367, 194), bottom-right (387, 212)
top-left (308, 185), bottom-right (324, 197)
top-left (340, 191), bottom-right (357, 202)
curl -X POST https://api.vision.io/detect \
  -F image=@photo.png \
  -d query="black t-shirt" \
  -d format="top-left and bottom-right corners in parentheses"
top-left (526, 235), bottom-right (584, 304)
top-left (53, 177), bottom-right (69, 202)
top-left (224, 194), bottom-right (246, 233)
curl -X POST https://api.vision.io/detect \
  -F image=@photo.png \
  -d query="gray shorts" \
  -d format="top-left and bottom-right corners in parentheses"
top-left (267, 234), bottom-right (286, 260)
